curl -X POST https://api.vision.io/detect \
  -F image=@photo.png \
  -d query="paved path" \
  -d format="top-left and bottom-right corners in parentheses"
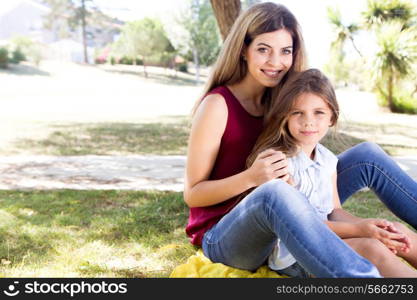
top-left (0, 155), bottom-right (416, 192)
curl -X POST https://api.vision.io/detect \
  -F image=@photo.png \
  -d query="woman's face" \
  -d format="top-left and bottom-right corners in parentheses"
top-left (244, 29), bottom-right (293, 88)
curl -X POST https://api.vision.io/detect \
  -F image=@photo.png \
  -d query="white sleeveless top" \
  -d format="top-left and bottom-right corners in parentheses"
top-left (268, 143), bottom-right (338, 270)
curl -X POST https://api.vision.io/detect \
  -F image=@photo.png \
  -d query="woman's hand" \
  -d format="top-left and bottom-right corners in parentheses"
top-left (246, 149), bottom-right (290, 187)
top-left (357, 218), bottom-right (410, 254)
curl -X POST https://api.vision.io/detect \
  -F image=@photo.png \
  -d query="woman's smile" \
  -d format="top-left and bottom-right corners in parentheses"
top-left (261, 69), bottom-right (282, 78)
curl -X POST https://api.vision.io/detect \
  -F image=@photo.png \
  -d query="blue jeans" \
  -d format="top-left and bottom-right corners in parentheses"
top-left (337, 142), bottom-right (417, 229)
top-left (202, 142), bottom-right (417, 277)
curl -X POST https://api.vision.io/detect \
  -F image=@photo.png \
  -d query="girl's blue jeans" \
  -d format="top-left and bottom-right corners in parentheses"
top-left (201, 142), bottom-right (417, 278)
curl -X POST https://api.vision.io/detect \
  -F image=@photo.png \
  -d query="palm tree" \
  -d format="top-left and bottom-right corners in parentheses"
top-left (327, 7), bottom-right (362, 58)
top-left (373, 21), bottom-right (417, 112)
top-left (325, 7), bottom-right (363, 86)
top-left (362, 0), bottom-right (415, 29)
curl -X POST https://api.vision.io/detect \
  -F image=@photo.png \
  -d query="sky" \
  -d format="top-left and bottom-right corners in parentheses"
top-left (92, 0), bottom-right (371, 68)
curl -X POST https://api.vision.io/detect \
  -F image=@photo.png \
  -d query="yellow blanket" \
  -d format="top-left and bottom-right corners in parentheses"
top-left (170, 250), bottom-right (287, 278)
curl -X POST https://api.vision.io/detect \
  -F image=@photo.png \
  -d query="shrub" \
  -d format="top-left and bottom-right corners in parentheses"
top-left (376, 84), bottom-right (417, 114)
top-left (0, 47), bottom-right (8, 69)
top-left (119, 56), bottom-right (133, 65)
top-left (10, 36), bottom-right (43, 66)
top-left (178, 62), bottom-right (188, 73)
top-left (392, 94), bottom-right (417, 114)
top-left (94, 57), bottom-right (106, 64)
top-left (135, 57), bottom-right (143, 65)
top-left (10, 47), bottom-right (26, 64)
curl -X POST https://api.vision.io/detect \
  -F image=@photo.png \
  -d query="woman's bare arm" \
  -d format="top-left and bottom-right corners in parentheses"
top-left (184, 94), bottom-right (253, 208)
top-left (184, 93), bottom-right (289, 208)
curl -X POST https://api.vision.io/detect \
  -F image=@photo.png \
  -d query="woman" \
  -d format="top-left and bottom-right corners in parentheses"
top-left (183, 2), bottom-right (416, 278)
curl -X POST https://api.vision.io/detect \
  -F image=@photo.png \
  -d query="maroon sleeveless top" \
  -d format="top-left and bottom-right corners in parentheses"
top-left (185, 86), bottom-right (264, 246)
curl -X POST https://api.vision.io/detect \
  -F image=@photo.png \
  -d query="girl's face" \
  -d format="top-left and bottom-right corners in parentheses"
top-left (287, 93), bottom-right (334, 153)
top-left (244, 29), bottom-right (293, 88)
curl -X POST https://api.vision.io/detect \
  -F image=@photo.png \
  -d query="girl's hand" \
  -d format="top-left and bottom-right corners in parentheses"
top-left (383, 222), bottom-right (411, 254)
top-left (357, 219), bottom-right (410, 254)
top-left (246, 149), bottom-right (289, 187)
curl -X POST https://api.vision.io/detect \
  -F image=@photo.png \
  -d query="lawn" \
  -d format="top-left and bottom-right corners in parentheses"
top-left (3, 117), bottom-right (417, 157)
top-left (0, 189), bottom-right (404, 278)
top-left (0, 190), bottom-right (196, 277)
top-left (10, 118), bottom-right (190, 156)
top-left (0, 62), bottom-right (416, 277)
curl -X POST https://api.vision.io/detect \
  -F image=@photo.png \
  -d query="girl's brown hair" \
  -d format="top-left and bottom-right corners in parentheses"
top-left (191, 2), bottom-right (307, 116)
top-left (246, 68), bottom-right (340, 167)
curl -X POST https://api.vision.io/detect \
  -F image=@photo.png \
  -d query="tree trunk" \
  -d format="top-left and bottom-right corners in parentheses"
top-left (387, 72), bottom-right (394, 112)
top-left (143, 57), bottom-right (148, 78)
top-left (81, 0), bottom-right (89, 64)
top-left (210, 0), bottom-right (241, 40)
top-left (193, 47), bottom-right (200, 83)
top-left (349, 36), bottom-right (363, 57)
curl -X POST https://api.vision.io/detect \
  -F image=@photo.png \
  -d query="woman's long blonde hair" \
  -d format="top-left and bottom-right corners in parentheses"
top-left (246, 69), bottom-right (340, 167)
top-left (192, 2), bottom-right (307, 116)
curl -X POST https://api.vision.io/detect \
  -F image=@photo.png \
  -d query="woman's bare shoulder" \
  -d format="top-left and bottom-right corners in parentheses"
top-left (194, 92), bottom-right (228, 120)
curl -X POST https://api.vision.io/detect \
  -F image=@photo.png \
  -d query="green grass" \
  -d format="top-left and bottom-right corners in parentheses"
top-left (337, 121), bottom-right (417, 156)
top-left (0, 189), bottom-right (409, 277)
top-left (12, 117), bottom-right (190, 156)
top-left (0, 190), bottom-right (196, 277)
top-left (343, 191), bottom-right (403, 222)
top-left (6, 118), bottom-right (415, 156)
top-left (0, 62), bottom-right (415, 277)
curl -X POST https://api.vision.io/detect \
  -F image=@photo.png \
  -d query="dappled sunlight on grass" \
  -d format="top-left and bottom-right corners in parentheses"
top-left (3, 109), bottom-right (415, 156)
top-left (339, 120), bottom-right (417, 156)
top-left (0, 61), bottom-right (415, 278)
top-left (0, 61), bottom-right (415, 157)
top-left (0, 189), bottom-right (408, 277)
top-left (11, 119), bottom-right (190, 156)
top-left (0, 190), bottom-right (194, 277)
top-left (10, 117), bottom-right (417, 157)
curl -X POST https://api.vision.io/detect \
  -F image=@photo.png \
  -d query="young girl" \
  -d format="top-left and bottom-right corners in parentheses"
top-left (248, 69), bottom-right (417, 277)
top-left (185, 2), bottom-right (417, 278)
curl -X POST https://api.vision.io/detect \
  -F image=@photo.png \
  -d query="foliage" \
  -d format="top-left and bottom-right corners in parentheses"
top-left (327, 7), bottom-right (362, 57)
top-left (178, 63), bottom-right (188, 73)
top-left (323, 49), bottom-right (349, 88)
top-left (373, 22), bottom-right (416, 79)
top-left (325, 7), bottom-right (366, 89)
top-left (362, 0), bottom-right (416, 29)
top-left (391, 92), bottom-right (417, 114)
top-left (112, 18), bottom-right (175, 76)
top-left (42, 0), bottom-right (76, 39)
top-left (10, 36), bottom-right (43, 66)
top-left (365, 0), bottom-right (417, 113)
top-left (10, 48), bottom-right (26, 64)
top-left (180, 0), bottom-right (221, 66)
top-left (326, 0), bottom-right (417, 114)
top-left (373, 21), bottom-right (417, 111)
top-left (0, 48), bottom-right (8, 69)
top-left (241, 0), bottom-right (262, 10)
top-left (376, 83), bottom-right (417, 114)
top-left (42, 0), bottom-right (120, 63)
